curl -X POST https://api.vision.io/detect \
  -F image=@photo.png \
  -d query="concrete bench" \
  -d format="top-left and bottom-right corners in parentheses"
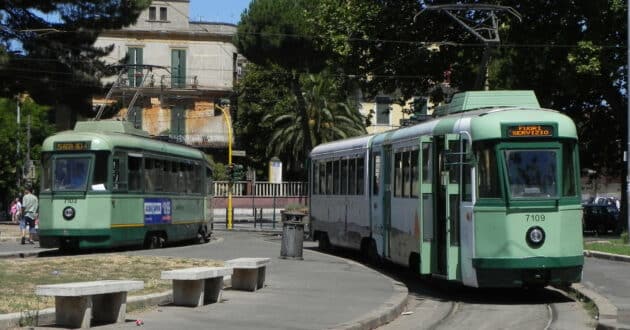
top-left (35, 280), bottom-right (144, 329)
top-left (225, 257), bottom-right (271, 291)
top-left (161, 266), bottom-right (232, 307)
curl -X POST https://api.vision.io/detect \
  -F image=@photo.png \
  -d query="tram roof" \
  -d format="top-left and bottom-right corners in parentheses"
top-left (310, 134), bottom-right (373, 158)
top-left (42, 120), bottom-right (206, 160)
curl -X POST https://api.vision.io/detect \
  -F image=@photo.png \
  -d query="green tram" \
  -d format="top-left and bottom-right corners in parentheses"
top-left (39, 120), bottom-right (213, 250)
top-left (309, 90), bottom-right (583, 288)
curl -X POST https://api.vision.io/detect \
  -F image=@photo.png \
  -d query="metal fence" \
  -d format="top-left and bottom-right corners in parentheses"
top-left (213, 181), bottom-right (308, 197)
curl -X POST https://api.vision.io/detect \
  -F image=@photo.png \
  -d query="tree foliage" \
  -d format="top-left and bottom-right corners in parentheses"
top-left (0, 0), bottom-right (150, 115)
top-left (0, 96), bottom-right (55, 205)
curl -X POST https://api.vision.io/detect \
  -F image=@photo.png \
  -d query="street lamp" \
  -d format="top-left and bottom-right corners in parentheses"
top-left (215, 100), bottom-right (233, 230)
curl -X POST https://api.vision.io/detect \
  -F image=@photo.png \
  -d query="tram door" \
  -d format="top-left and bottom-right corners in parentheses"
top-left (382, 145), bottom-right (392, 258)
top-left (419, 136), bottom-right (434, 275)
top-left (435, 134), bottom-right (461, 280)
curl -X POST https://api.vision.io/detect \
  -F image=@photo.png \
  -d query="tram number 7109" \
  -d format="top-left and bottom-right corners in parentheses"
top-left (526, 214), bottom-right (545, 222)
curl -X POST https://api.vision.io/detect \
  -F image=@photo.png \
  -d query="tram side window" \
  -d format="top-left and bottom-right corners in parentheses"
top-left (475, 142), bottom-right (500, 198)
top-left (562, 142), bottom-right (577, 197)
top-left (462, 142), bottom-right (472, 202)
top-left (319, 161), bottom-right (326, 194)
top-left (206, 167), bottom-right (213, 195)
top-left (326, 161), bottom-right (333, 194)
top-left (341, 159), bottom-right (348, 195)
top-left (92, 151), bottom-right (109, 191)
top-left (312, 162), bottom-right (319, 195)
top-left (41, 153), bottom-right (52, 192)
top-left (112, 154), bottom-right (127, 191)
top-left (411, 150), bottom-right (419, 197)
top-left (357, 157), bottom-right (365, 195)
top-left (144, 158), bottom-right (155, 192)
top-left (394, 152), bottom-right (403, 197)
top-left (128, 156), bottom-right (142, 191)
top-left (448, 141), bottom-right (460, 184)
top-left (403, 151), bottom-right (411, 197)
top-left (373, 153), bottom-right (381, 195)
top-left (333, 160), bottom-right (340, 195)
top-left (348, 158), bottom-right (356, 195)
top-left (422, 143), bottom-right (431, 183)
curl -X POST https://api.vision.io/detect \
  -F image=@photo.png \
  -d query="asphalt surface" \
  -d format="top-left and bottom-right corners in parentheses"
top-left (1, 225), bottom-right (630, 329)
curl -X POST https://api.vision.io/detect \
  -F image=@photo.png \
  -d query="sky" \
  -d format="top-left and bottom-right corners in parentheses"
top-left (189, 0), bottom-right (252, 25)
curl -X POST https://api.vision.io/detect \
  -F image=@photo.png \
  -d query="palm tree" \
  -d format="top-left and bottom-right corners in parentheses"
top-left (264, 72), bottom-right (366, 168)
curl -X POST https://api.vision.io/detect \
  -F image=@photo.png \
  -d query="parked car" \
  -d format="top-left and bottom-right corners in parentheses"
top-left (582, 204), bottom-right (621, 235)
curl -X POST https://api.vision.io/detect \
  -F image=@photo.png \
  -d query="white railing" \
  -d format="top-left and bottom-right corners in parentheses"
top-left (213, 181), bottom-right (308, 197)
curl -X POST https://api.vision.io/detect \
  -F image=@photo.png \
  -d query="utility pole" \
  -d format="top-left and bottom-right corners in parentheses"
top-left (25, 115), bottom-right (31, 184)
top-left (216, 100), bottom-right (233, 230)
top-left (16, 96), bottom-right (21, 188)
top-left (626, 2), bottom-right (630, 236)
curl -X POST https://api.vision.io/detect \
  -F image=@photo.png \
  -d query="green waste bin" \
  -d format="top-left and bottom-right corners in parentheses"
top-left (280, 212), bottom-right (306, 260)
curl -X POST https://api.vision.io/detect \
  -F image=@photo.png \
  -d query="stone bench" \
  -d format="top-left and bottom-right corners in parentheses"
top-left (225, 257), bottom-right (271, 291)
top-left (161, 266), bottom-right (232, 307)
top-left (35, 280), bottom-right (144, 329)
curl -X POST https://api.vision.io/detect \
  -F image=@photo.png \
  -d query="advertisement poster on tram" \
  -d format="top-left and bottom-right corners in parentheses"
top-left (144, 198), bottom-right (173, 224)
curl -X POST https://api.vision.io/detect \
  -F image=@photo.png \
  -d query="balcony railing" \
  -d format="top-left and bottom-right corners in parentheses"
top-left (116, 74), bottom-right (199, 89)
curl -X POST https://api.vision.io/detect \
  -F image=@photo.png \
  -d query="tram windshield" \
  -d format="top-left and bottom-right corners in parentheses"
top-left (504, 150), bottom-right (557, 198)
top-left (53, 158), bottom-right (91, 191)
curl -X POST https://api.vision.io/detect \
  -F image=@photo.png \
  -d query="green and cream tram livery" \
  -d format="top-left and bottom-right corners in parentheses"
top-left (309, 90), bottom-right (583, 288)
top-left (39, 120), bottom-right (213, 250)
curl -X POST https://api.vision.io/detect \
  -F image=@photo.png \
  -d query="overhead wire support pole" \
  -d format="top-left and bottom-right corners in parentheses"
top-left (416, 4), bottom-right (521, 90)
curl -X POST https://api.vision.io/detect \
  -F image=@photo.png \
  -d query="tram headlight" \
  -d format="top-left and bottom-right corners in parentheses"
top-left (526, 226), bottom-right (545, 247)
top-left (62, 206), bottom-right (75, 220)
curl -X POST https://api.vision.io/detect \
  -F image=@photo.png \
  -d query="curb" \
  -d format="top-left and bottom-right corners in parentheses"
top-left (577, 251), bottom-right (630, 329)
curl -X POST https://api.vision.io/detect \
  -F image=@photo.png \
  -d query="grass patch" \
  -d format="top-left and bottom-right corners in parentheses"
top-left (0, 255), bottom-right (221, 314)
top-left (585, 239), bottom-right (630, 256)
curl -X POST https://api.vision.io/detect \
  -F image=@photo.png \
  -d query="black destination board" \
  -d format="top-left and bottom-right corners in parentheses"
top-left (54, 141), bottom-right (91, 151)
top-left (507, 125), bottom-right (553, 138)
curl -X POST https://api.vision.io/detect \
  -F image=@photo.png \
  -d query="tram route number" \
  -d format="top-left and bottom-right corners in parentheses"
top-left (64, 199), bottom-right (78, 204)
top-left (526, 214), bottom-right (545, 222)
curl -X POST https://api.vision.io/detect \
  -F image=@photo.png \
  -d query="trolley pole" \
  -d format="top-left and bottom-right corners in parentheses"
top-left (217, 102), bottom-right (234, 230)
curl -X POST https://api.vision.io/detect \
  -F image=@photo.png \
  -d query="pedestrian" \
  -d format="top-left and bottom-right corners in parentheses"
top-left (9, 198), bottom-right (20, 223)
top-left (21, 185), bottom-right (38, 245)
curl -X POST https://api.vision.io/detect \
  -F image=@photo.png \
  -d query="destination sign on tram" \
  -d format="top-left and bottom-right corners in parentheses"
top-left (507, 125), bottom-right (553, 138)
top-left (54, 141), bottom-right (91, 151)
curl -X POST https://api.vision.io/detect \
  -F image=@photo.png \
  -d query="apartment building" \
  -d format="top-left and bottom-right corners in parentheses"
top-left (92, 0), bottom-right (242, 154)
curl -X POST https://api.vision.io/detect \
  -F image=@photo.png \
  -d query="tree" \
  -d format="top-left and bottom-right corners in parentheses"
top-left (233, 63), bottom-right (294, 177)
top-left (263, 71), bottom-right (366, 175)
top-left (0, 96), bottom-right (55, 205)
top-left (0, 0), bottom-right (150, 115)
top-left (236, 0), bottom-right (328, 164)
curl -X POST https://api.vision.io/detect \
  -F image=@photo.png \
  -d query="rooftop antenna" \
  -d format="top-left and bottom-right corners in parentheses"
top-left (416, 4), bottom-right (521, 90)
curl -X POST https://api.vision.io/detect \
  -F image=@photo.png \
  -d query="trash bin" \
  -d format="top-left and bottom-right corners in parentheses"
top-left (280, 212), bottom-right (305, 260)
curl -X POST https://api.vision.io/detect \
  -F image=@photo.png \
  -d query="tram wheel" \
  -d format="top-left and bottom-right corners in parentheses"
top-left (365, 239), bottom-right (381, 266)
top-left (318, 233), bottom-right (331, 251)
top-left (145, 233), bottom-right (164, 249)
top-left (198, 226), bottom-right (210, 244)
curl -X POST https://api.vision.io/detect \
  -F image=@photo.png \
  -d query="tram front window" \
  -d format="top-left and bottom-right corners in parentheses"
top-left (505, 150), bottom-right (557, 198)
top-left (54, 158), bottom-right (91, 191)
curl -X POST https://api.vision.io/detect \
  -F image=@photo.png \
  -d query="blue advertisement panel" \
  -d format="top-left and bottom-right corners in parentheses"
top-left (144, 198), bottom-right (172, 224)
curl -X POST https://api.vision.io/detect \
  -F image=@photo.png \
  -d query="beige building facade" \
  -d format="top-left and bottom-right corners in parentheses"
top-left (92, 0), bottom-right (241, 152)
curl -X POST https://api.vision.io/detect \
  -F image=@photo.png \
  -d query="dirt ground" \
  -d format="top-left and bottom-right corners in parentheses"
top-left (0, 222), bottom-right (22, 238)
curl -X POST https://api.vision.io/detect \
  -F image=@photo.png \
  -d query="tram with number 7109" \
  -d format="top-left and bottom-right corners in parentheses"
top-left (309, 90), bottom-right (583, 288)
top-left (38, 120), bottom-right (213, 250)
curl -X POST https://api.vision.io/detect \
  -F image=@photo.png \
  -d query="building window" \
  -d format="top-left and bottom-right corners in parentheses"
top-left (171, 49), bottom-right (187, 88)
top-left (375, 96), bottom-right (390, 125)
top-left (127, 47), bottom-right (143, 87)
top-left (160, 7), bottom-right (167, 21)
top-left (149, 7), bottom-right (156, 20)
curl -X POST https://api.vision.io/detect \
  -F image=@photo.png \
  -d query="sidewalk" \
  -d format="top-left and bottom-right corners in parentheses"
top-left (0, 230), bottom-right (407, 330)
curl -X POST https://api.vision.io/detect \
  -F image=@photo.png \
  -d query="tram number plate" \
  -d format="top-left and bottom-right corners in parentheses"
top-left (526, 214), bottom-right (545, 222)
top-left (64, 199), bottom-right (77, 204)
